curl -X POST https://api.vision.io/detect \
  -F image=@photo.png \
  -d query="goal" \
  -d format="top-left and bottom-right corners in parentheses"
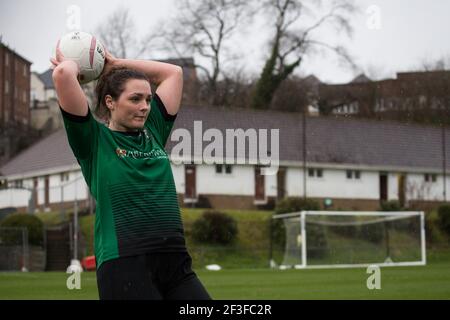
top-left (270, 211), bottom-right (426, 269)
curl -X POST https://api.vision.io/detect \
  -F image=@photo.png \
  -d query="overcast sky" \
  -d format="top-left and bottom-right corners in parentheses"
top-left (1, 0), bottom-right (449, 84)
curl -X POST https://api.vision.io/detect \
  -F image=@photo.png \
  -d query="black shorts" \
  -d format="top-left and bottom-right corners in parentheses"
top-left (96, 252), bottom-right (211, 300)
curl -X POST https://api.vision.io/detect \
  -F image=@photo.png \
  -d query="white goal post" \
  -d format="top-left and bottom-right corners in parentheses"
top-left (270, 211), bottom-right (426, 269)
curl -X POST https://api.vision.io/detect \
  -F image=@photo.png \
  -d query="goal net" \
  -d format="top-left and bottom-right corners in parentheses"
top-left (270, 211), bottom-right (426, 269)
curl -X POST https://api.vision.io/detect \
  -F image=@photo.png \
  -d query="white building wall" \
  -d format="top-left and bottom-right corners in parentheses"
top-left (388, 173), bottom-right (399, 201)
top-left (196, 165), bottom-right (254, 196)
top-left (286, 168), bottom-right (379, 199)
top-left (48, 174), bottom-right (62, 203)
top-left (285, 168), bottom-right (305, 198)
top-left (23, 179), bottom-right (34, 190)
top-left (0, 189), bottom-right (31, 208)
top-left (265, 171), bottom-right (277, 197)
top-left (309, 169), bottom-right (379, 199)
top-left (171, 163), bottom-right (185, 194)
top-left (37, 177), bottom-right (45, 206)
top-left (447, 177), bottom-right (450, 202)
top-left (33, 171), bottom-right (89, 206)
top-left (406, 173), bottom-right (445, 201)
top-left (30, 73), bottom-right (45, 102)
top-left (63, 172), bottom-right (88, 202)
top-left (45, 88), bottom-right (56, 100)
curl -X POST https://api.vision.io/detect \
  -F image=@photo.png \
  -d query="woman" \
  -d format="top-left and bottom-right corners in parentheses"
top-left (51, 46), bottom-right (210, 300)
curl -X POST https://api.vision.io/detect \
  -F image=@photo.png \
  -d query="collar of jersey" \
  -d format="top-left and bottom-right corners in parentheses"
top-left (111, 130), bottom-right (142, 137)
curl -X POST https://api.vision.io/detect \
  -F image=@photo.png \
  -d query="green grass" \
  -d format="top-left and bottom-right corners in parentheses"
top-left (0, 251), bottom-right (449, 300)
top-left (13, 209), bottom-right (447, 299)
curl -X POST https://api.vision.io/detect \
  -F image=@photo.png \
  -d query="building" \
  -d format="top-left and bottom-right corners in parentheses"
top-left (159, 57), bottom-right (199, 105)
top-left (319, 70), bottom-right (450, 121)
top-left (30, 70), bottom-right (62, 133)
top-left (31, 69), bottom-right (57, 105)
top-left (0, 104), bottom-right (448, 213)
top-left (0, 41), bottom-right (33, 167)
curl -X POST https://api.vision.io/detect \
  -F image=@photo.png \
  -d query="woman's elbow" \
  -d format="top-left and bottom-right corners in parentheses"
top-left (52, 61), bottom-right (78, 83)
top-left (173, 66), bottom-right (183, 81)
top-left (52, 66), bottom-right (70, 85)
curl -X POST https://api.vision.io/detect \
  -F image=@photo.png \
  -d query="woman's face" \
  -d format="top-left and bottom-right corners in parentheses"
top-left (107, 79), bottom-right (152, 132)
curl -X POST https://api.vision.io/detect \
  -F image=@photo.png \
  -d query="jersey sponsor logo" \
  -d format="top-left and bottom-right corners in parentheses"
top-left (116, 148), bottom-right (127, 158)
top-left (115, 147), bottom-right (168, 160)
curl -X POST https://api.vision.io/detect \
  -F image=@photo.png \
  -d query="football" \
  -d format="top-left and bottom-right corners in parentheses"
top-left (56, 31), bottom-right (106, 84)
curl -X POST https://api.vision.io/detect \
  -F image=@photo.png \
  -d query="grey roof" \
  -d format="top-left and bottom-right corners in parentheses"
top-left (39, 69), bottom-right (55, 90)
top-left (0, 129), bottom-right (77, 177)
top-left (0, 42), bottom-right (33, 65)
top-left (169, 105), bottom-right (450, 170)
top-left (1, 106), bottom-right (449, 177)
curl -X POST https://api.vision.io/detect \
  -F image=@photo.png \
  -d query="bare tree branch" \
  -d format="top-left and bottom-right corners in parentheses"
top-left (94, 6), bottom-right (156, 59)
top-left (251, 0), bottom-right (358, 110)
top-left (159, 0), bottom-right (254, 105)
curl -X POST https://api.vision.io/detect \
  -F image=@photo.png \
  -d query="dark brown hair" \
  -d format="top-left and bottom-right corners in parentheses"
top-left (94, 67), bottom-right (150, 122)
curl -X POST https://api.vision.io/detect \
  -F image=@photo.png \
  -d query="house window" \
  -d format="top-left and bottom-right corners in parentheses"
top-left (425, 174), bottom-right (437, 183)
top-left (13, 180), bottom-right (23, 188)
top-left (347, 170), bottom-right (361, 180)
top-left (346, 170), bottom-right (352, 179)
top-left (309, 168), bottom-right (323, 178)
top-left (5, 81), bottom-right (9, 94)
top-left (216, 164), bottom-right (232, 175)
top-left (317, 169), bottom-right (323, 178)
top-left (5, 53), bottom-right (9, 66)
top-left (23, 65), bottom-right (27, 77)
top-left (60, 173), bottom-right (70, 182)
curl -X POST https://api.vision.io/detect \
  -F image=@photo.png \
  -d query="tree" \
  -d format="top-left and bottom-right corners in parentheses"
top-left (94, 6), bottom-right (157, 59)
top-left (421, 55), bottom-right (450, 72)
top-left (162, 0), bottom-right (254, 106)
top-left (251, 0), bottom-right (356, 110)
top-left (270, 74), bottom-right (320, 112)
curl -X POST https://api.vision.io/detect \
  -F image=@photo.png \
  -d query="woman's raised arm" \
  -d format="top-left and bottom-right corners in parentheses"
top-left (51, 45), bottom-right (88, 116)
top-left (107, 53), bottom-right (183, 116)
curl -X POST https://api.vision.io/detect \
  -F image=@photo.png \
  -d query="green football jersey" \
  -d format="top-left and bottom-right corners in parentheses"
top-left (61, 94), bottom-right (186, 269)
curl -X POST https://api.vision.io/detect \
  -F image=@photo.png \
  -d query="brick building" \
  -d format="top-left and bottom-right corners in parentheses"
top-left (0, 41), bottom-right (34, 167)
top-left (318, 70), bottom-right (450, 123)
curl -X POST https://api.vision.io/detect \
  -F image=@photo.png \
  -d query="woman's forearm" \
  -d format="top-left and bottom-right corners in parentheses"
top-left (111, 58), bottom-right (182, 86)
top-left (52, 60), bottom-right (87, 116)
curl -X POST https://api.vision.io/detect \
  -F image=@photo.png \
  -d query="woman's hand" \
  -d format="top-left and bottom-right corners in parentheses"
top-left (49, 40), bottom-right (79, 73)
top-left (101, 47), bottom-right (118, 76)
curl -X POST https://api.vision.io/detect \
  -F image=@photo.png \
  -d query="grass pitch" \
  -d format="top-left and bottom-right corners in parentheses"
top-left (0, 257), bottom-right (449, 300)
